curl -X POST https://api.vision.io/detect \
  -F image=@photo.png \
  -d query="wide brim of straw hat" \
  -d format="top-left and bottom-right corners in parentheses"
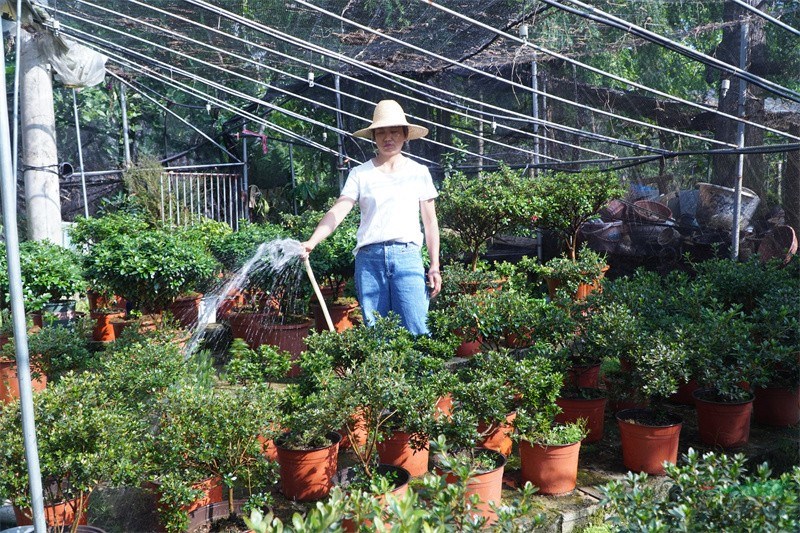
top-left (352, 99), bottom-right (429, 140)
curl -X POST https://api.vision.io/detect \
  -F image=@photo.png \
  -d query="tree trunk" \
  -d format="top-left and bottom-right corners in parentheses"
top-left (20, 29), bottom-right (62, 245)
top-left (711, 0), bottom-right (766, 199)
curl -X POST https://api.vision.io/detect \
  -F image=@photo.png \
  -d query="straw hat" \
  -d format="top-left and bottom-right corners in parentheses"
top-left (353, 99), bottom-right (429, 140)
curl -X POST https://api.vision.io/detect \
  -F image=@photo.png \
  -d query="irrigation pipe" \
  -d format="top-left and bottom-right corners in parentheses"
top-left (303, 257), bottom-right (335, 333)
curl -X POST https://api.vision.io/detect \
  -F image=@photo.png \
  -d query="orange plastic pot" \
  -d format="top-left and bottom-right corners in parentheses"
top-left (693, 389), bottom-right (753, 448)
top-left (556, 393), bottom-right (607, 443)
top-left (377, 430), bottom-right (430, 477)
top-left (312, 300), bottom-right (358, 333)
top-left (90, 308), bottom-right (126, 342)
top-left (616, 409), bottom-right (682, 475)
top-left (14, 495), bottom-right (89, 527)
top-left (566, 364), bottom-right (601, 389)
top-left (519, 439), bottom-right (581, 495)
top-left (439, 449), bottom-right (507, 525)
top-left (276, 432), bottom-right (341, 501)
top-left (0, 357), bottom-right (47, 403)
top-left (477, 411), bottom-right (517, 456)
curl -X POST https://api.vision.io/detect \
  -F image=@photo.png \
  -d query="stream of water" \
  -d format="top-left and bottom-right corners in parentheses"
top-left (183, 238), bottom-right (306, 356)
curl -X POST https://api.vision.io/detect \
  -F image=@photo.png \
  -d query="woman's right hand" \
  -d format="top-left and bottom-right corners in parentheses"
top-left (300, 241), bottom-right (314, 259)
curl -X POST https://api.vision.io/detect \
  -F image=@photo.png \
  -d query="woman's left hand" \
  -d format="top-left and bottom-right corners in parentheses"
top-left (427, 270), bottom-right (442, 298)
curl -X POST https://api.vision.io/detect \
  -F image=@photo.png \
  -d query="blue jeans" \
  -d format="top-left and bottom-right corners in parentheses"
top-left (355, 242), bottom-right (430, 335)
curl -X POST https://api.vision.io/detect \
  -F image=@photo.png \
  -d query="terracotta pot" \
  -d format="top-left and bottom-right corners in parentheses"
top-left (338, 464), bottom-right (411, 532)
top-left (519, 439), bottom-right (581, 495)
top-left (556, 393), bottom-right (607, 443)
top-left (90, 308), bottom-right (126, 342)
top-left (229, 314), bottom-right (312, 376)
top-left (753, 386), bottom-right (800, 427)
top-left (276, 432), bottom-right (341, 502)
top-left (311, 300), bottom-right (358, 333)
top-left (339, 409), bottom-right (368, 450)
top-left (257, 434), bottom-right (279, 461)
top-left (0, 357), bottom-right (47, 404)
top-left (183, 476), bottom-right (225, 514)
top-left (169, 293), bottom-right (203, 329)
top-left (454, 328), bottom-right (482, 357)
top-left (668, 378), bottom-right (700, 406)
top-left (439, 449), bottom-right (507, 525)
top-left (693, 389), bottom-right (753, 448)
top-left (616, 408), bottom-right (683, 475)
top-left (546, 265), bottom-right (609, 301)
top-left (14, 495), bottom-right (89, 527)
top-left (477, 411), bottom-right (517, 456)
top-left (566, 364), bottom-right (602, 389)
top-left (377, 430), bottom-right (430, 477)
top-left (435, 394), bottom-right (453, 420)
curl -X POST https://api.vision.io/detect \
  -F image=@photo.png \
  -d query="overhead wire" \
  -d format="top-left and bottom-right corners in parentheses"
top-left (732, 0), bottom-right (800, 38)
top-left (419, 0), bottom-right (799, 142)
top-left (542, 0), bottom-right (800, 103)
top-left (64, 0), bottom-right (565, 163)
top-left (291, 0), bottom-right (735, 147)
top-left (115, 0), bottom-right (623, 159)
top-left (180, 0), bottom-right (682, 155)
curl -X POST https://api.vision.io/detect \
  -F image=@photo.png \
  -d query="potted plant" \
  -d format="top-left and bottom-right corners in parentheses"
top-left (601, 448), bottom-right (800, 531)
top-left (516, 416), bottom-right (587, 496)
top-left (83, 228), bottom-right (220, 318)
top-left (0, 240), bottom-right (86, 325)
top-left (529, 169), bottom-right (624, 300)
top-left (688, 303), bottom-right (758, 448)
top-left (750, 284), bottom-right (800, 427)
top-left (0, 372), bottom-right (149, 532)
top-left (530, 169), bottom-right (625, 263)
top-left (535, 246), bottom-right (609, 301)
top-left (148, 383), bottom-right (281, 532)
top-left (437, 164), bottom-right (535, 270)
top-left (273, 386), bottom-right (345, 502)
top-left (615, 332), bottom-right (688, 475)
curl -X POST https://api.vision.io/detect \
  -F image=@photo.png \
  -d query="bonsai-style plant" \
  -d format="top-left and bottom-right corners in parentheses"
top-left (224, 338), bottom-right (293, 385)
top-left (0, 372), bottom-right (150, 532)
top-left (437, 164), bottom-right (535, 271)
top-left (83, 228), bottom-right (220, 314)
top-left (149, 383), bottom-right (281, 532)
top-left (751, 284), bottom-right (799, 390)
top-left (0, 240), bottom-right (85, 315)
top-left (530, 169), bottom-right (625, 262)
top-left (534, 246), bottom-right (608, 300)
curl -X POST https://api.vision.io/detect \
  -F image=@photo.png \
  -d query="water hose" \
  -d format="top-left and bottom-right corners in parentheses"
top-left (303, 257), bottom-right (336, 333)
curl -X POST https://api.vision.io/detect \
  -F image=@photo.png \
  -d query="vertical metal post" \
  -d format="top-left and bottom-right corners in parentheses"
top-left (216, 174), bottom-right (221, 223)
top-left (531, 58), bottom-right (540, 169)
top-left (222, 173), bottom-right (228, 225)
top-left (731, 22), bottom-right (749, 260)
top-left (72, 90), bottom-right (89, 218)
top-left (334, 74), bottom-right (345, 191)
top-left (189, 175), bottom-right (194, 225)
top-left (233, 175), bottom-right (239, 231)
top-left (167, 174), bottom-right (173, 226)
top-left (289, 143), bottom-right (298, 215)
top-left (0, 31), bottom-right (47, 533)
top-left (242, 133), bottom-right (250, 223)
top-left (119, 82), bottom-right (132, 168)
top-left (159, 172), bottom-right (165, 224)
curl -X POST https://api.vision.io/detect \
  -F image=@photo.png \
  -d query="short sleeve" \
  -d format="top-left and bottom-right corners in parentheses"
top-left (340, 168), bottom-right (360, 201)
top-left (419, 166), bottom-right (438, 201)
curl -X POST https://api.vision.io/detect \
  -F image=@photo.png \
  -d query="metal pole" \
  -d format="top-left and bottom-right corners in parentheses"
top-left (242, 133), bottom-right (249, 222)
top-left (0, 31), bottom-right (47, 533)
top-left (334, 74), bottom-right (345, 191)
top-left (72, 90), bottom-right (89, 218)
top-left (159, 172), bottom-right (165, 224)
top-left (731, 22), bottom-right (749, 260)
top-left (119, 82), bottom-right (132, 168)
top-left (289, 143), bottom-right (298, 215)
top-left (531, 58), bottom-right (540, 169)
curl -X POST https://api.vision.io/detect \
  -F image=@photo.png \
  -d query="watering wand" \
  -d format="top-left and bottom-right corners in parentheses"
top-left (303, 257), bottom-right (336, 333)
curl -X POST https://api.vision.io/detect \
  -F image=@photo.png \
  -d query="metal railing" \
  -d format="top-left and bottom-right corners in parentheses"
top-left (160, 171), bottom-right (244, 230)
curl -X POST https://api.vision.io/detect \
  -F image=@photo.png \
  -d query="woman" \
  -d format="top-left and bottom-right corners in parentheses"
top-left (302, 99), bottom-right (440, 335)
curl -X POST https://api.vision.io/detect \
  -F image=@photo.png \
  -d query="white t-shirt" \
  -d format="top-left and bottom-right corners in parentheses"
top-left (341, 158), bottom-right (438, 254)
